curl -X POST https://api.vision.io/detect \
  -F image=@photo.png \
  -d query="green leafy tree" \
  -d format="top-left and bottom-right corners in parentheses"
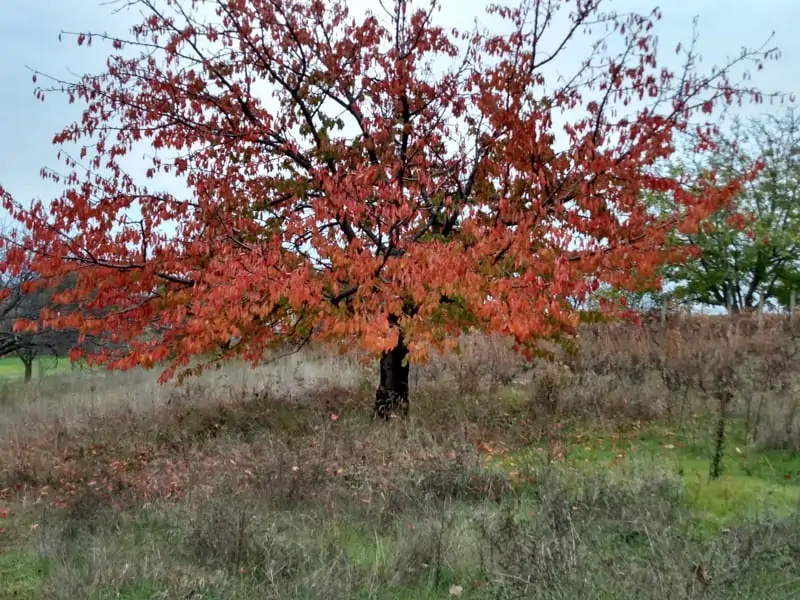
top-left (652, 109), bottom-right (800, 313)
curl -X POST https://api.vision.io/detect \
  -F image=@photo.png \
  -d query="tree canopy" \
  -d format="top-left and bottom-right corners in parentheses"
top-left (651, 108), bottom-right (800, 312)
top-left (0, 0), bottom-right (785, 416)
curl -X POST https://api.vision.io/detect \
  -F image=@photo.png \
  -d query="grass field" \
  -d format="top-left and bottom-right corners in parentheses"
top-left (0, 321), bottom-right (799, 599)
top-left (0, 356), bottom-right (74, 380)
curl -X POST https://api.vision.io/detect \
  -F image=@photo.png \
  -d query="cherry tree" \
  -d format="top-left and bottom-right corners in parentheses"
top-left (0, 0), bottom-right (783, 417)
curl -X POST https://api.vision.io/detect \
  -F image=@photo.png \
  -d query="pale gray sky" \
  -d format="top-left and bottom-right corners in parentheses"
top-left (0, 0), bottom-right (798, 211)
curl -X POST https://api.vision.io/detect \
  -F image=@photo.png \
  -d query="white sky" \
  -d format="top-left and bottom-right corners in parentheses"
top-left (0, 0), bottom-right (798, 217)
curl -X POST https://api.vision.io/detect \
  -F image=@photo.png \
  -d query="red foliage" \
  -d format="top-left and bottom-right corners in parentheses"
top-left (0, 0), bottom-right (782, 382)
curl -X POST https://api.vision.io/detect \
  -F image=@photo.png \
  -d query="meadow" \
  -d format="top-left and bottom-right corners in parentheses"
top-left (0, 357), bottom-right (74, 381)
top-left (0, 314), bottom-right (798, 599)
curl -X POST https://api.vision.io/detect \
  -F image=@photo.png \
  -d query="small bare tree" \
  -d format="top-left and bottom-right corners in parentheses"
top-left (0, 245), bottom-right (80, 381)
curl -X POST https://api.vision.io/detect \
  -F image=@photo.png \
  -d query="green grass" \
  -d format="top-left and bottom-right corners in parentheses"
top-left (497, 418), bottom-right (800, 537)
top-left (0, 356), bottom-right (73, 380)
top-left (0, 548), bottom-right (48, 599)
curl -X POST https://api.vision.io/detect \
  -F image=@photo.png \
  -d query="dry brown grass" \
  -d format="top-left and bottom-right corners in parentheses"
top-left (1, 316), bottom-right (799, 599)
top-left (1, 320), bottom-right (798, 490)
top-left (1, 312), bottom-right (797, 510)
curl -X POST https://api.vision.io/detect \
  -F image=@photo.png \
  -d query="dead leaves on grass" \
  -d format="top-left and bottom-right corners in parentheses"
top-left (0, 435), bottom-right (191, 510)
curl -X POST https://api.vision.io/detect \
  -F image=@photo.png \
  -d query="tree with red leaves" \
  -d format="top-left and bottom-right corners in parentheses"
top-left (0, 0), bottom-right (784, 418)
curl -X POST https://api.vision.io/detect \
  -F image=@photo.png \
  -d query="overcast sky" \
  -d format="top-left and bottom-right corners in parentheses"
top-left (1, 0), bottom-right (798, 212)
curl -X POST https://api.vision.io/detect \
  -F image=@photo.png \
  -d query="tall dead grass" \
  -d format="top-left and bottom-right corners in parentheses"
top-left (0, 312), bottom-right (797, 450)
top-left (0, 315), bottom-right (798, 599)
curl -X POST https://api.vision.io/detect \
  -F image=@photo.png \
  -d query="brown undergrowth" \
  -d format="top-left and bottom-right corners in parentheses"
top-left (1, 312), bottom-right (798, 513)
top-left (0, 316), bottom-right (799, 599)
top-left (0, 382), bottom-right (508, 517)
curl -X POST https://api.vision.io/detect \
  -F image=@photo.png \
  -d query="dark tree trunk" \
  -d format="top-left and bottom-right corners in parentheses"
top-left (22, 357), bottom-right (33, 383)
top-left (709, 390), bottom-right (732, 481)
top-left (374, 332), bottom-right (410, 420)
